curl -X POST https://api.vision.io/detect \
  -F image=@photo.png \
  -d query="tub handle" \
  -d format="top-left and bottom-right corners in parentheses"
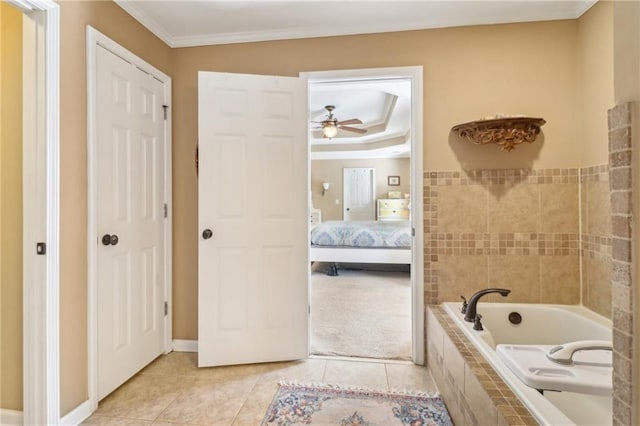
top-left (546, 340), bottom-right (613, 365)
top-left (460, 295), bottom-right (468, 314)
top-left (473, 314), bottom-right (483, 331)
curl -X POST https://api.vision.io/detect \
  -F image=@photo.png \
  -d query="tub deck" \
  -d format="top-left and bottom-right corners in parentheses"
top-left (426, 305), bottom-right (539, 425)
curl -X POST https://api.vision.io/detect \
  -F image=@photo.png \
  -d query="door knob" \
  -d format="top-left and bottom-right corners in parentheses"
top-left (346, 208), bottom-right (350, 211)
top-left (101, 234), bottom-right (119, 246)
top-left (202, 229), bottom-right (213, 239)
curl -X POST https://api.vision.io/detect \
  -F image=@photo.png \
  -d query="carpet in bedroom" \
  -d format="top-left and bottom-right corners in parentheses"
top-left (310, 266), bottom-right (412, 360)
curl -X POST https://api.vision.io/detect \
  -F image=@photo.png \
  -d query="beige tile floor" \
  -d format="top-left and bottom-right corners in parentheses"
top-left (83, 352), bottom-right (438, 425)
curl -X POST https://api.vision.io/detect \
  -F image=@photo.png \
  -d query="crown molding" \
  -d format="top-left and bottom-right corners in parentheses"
top-left (114, 0), bottom-right (174, 47)
top-left (573, 0), bottom-right (598, 18)
top-left (115, 0), bottom-right (598, 49)
top-left (169, 21), bottom-right (441, 48)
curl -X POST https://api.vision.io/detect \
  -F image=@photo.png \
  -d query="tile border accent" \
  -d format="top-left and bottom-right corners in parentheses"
top-left (607, 102), bottom-right (634, 426)
top-left (425, 168), bottom-right (578, 186)
top-left (426, 233), bottom-right (580, 256)
top-left (580, 163), bottom-right (610, 181)
top-left (581, 234), bottom-right (612, 261)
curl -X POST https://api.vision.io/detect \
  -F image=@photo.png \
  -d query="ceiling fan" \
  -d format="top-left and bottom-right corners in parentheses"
top-left (312, 105), bottom-right (367, 139)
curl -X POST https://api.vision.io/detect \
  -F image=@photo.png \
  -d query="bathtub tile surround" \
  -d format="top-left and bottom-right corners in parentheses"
top-left (424, 165), bottom-right (614, 310)
top-left (539, 256), bottom-right (581, 304)
top-left (426, 306), bottom-right (537, 425)
top-left (487, 256), bottom-right (539, 303)
top-left (607, 102), bottom-right (634, 426)
top-left (423, 164), bottom-right (618, 423)
top-left (580, 164), bottom-right (613, 318)
top-left (435, 256), bottom-right (487, 304)
top-left (423, 168), bottom-right (581, 305)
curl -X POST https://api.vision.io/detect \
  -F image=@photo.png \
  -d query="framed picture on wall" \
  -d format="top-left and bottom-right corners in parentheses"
top-left (388, 176), bottom-right (400, 186)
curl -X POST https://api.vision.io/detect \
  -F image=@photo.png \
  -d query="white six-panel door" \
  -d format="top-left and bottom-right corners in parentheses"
top-left (343, 167), bottom-right (375, 221)
top-left (197, 71), bottom-right (308, 367)
top-left (96, 45), bottom-right (165, 399)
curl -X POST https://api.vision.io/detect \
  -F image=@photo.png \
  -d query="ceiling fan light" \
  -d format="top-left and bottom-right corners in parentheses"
top-left (323, 123), bottom-right (338, 138)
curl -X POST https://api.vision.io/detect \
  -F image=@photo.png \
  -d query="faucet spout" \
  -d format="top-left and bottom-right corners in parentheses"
top-left (464, 288), bottom-right (511, 322)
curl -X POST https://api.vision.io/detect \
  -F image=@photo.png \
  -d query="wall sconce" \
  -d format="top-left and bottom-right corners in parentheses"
top-left (322, 182), bottom-right (330, 196)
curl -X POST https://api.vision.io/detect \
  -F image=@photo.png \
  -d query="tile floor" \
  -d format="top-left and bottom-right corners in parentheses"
top-left (83, 352), bottom-right (438, 425)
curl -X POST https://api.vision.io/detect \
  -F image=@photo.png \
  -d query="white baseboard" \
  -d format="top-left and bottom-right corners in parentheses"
top-left (59, 400), bottom-right (92, 426)
top-left (173, 339), bottom-right (198, 352)
top-left (0, 409), bottom-right (23, 425)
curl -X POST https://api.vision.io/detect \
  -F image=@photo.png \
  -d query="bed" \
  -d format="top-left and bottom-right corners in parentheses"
top-left (310, 220), bottom-right (412, 274)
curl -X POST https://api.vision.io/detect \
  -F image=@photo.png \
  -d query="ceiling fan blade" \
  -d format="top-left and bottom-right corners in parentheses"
top-left (337, 118), bottom-right (362, 126)
top-left (339, 125), bottom-right (367, 134)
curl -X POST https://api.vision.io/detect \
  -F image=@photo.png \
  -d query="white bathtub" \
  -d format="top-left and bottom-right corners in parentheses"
top-left (442, 302), bottom-right (613, 426)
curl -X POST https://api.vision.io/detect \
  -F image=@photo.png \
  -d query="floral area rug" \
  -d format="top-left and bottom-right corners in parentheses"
top-left (261, 382), bottom-right (453, 426)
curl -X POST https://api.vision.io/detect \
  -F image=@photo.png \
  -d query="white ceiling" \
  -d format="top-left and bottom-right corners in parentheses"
top-left (115, 0), bottom-right (597, 48)
top-left (115, 0), bottom-right (596, 159)
top-left (309, 79), bottom-right (412, 160)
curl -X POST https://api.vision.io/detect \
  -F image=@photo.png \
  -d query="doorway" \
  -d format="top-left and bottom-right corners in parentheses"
top-left (303, 67), bottom-right (424, 364)
top-left (0, 0), bottom-right (60, 424)
top-left (194, 67), bottom-right (421, 367)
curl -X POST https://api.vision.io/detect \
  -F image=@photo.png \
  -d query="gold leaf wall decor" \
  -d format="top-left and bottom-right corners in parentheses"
top-left (452, 116), bottom-right (546, 152)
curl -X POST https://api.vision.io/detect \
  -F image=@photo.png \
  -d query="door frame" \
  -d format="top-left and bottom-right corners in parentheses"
top-left (86, 26), bottom-right (173, 411)
top-left (5, 0), bottom-right (61, 424)
top-left (301, 66), bottom-right (424, 364)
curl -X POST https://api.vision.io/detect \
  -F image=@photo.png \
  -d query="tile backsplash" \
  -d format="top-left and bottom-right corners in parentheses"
top-left (423, 166), bottom-right (612, 312)
top-left (580, 164), bottom-right (612, 318)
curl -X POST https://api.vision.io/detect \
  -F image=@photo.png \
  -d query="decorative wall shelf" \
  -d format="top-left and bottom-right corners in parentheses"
top-left (452, 116), bottom-right (546, 152)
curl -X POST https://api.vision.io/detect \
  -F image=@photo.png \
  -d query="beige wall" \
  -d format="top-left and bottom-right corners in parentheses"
top-left (311, 158), bottom-right (410, 221)
top-left (172, 20), bottom-right (582, 340)
top-left (58, 0), bottom-right (172, 415)
top-left (0, 1), bottom-right (23, 411)
top-left (613, 1), bottom-right (640, 105)
top-left (578, 1), bottom-right (615, 166)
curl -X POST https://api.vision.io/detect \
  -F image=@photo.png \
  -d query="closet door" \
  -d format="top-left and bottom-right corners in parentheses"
top-left (198, 71), bottom-right (308, 367)
top-left (96, 45), bottom-right (165, 399)
top-left (343, 167), bottom-right (375, 221)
